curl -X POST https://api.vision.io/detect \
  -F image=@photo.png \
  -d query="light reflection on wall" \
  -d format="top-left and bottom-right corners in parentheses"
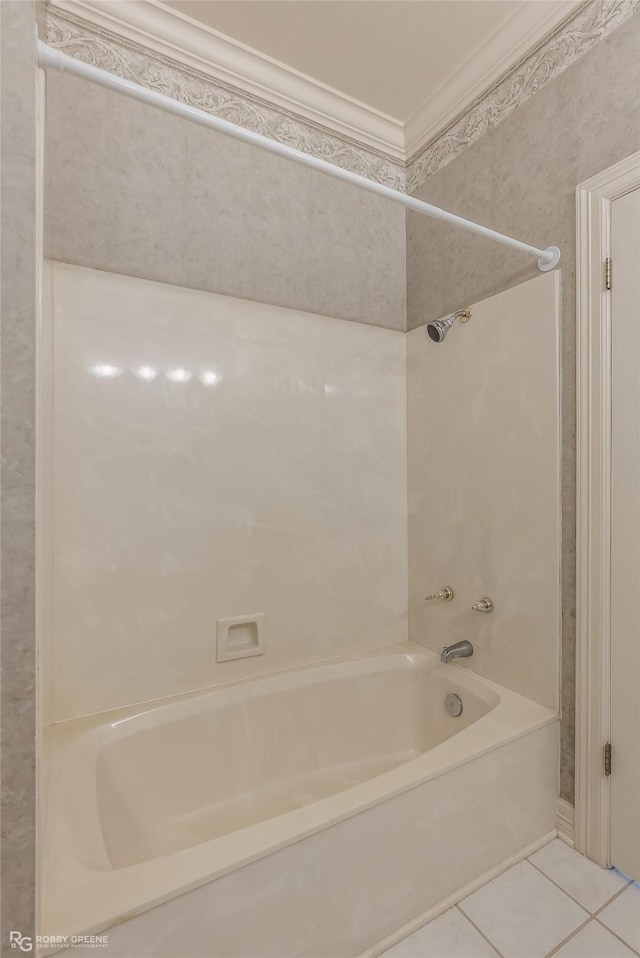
top-left (90, 364), bottom-right (220, 386)
top-left (166, 367), bottom-right (191, 383)
top-left (90, 364), bottom-right (122, 378)
top-left (136, 366), bottom-right (158, 381)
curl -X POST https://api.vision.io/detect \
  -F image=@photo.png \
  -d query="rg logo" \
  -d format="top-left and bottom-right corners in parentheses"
top-left (9, 932), bottom-right (33, 952)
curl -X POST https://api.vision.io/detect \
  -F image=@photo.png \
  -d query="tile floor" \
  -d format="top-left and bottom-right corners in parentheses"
top-left (381, 839), bottom-right (639, 958)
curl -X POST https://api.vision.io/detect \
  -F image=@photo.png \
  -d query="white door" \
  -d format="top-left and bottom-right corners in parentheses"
top-left (610, 186), bottom-right (640, 881)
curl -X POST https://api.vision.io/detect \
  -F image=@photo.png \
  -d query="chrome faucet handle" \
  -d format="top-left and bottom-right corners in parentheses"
top-left (471, 597), bottom-right (494, 613)
top-left (425, 587), bottom-right (454, 602)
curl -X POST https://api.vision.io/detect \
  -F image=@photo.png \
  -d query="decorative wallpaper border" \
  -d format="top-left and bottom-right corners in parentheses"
top-left (45, 6), bottom-right (407, 191)
top-left (406, 0), bottom-right (640, 193)
top-left (46, 0), bottom-right (638, 196)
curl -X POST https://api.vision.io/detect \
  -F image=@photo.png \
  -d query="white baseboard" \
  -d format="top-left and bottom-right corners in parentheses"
top-left (362, 829), bottom-right (556, 958)
top-left (556, 798), bottom-right (575, 847)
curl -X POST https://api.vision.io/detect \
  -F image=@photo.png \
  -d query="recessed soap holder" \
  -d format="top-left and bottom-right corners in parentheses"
top-left (216, 613), bottom-right (267, 662)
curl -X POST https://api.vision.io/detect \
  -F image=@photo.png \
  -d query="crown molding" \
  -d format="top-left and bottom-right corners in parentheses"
top-left (406, 0), bottom-right (640, 193)
top-left (48, 0), bottom-right (405, 160)
top-left (47, 0), bottom-right (590, 166)
top-left (403, 0), bottom-right (580, 159)
top-left (45, 0), bottom-right (638, 194)
top-left (45, 3), bottom-right (407, 189)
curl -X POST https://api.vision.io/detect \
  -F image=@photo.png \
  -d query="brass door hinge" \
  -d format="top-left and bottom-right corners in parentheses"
top-left (605, 257), bottom-right (612, 290)
top-left (604, 742), bottom-right (612, 776)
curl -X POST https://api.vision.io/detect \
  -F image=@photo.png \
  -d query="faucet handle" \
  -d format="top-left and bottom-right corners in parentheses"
top-left (471, 597), bottom-right (494, 613)
top-left (425, 587), bottom-right (454, 602)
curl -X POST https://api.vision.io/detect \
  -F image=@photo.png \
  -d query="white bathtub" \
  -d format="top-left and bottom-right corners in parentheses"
top-left (42, 644), bottom-right (558, 956)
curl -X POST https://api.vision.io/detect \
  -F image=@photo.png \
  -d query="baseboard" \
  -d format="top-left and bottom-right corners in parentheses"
top-left (556, 798), bottom-right (575, 847)
top-left (362, 829), bottom-right (557, 958)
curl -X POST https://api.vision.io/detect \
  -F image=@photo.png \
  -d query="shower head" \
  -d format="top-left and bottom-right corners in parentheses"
top-left (426, 307), bottom-right (471, 344)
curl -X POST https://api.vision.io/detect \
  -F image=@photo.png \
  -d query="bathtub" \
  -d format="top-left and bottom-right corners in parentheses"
top-left (42, 643), bottom-right (558, 957)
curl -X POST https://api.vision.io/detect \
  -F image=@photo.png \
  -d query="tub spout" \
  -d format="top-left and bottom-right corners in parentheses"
top-left (440, 640), bottom-right (473, 664)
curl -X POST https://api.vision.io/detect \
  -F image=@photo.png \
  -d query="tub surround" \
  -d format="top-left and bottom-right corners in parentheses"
top-left (44, 262), bottom-right (408, 723)
top-left (41, 264), bottom-right (562, 955)
top-left (42, 643), bottom-right (558, 954)
top-left (408, 273), bottom-right (561, 711)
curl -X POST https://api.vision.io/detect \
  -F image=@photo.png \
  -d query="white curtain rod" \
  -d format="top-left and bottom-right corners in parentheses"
top-left (38, 41), bottom-right (560, 272)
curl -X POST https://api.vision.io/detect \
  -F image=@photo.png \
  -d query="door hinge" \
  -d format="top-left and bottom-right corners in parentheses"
top-left (605, 257), bottom-right (612, 290)
top-left (604, 742), bottom-right (612, 776)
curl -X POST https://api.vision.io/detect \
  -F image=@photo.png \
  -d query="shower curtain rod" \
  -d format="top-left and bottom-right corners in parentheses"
top-left (38, 41), bottom-right (561, 272)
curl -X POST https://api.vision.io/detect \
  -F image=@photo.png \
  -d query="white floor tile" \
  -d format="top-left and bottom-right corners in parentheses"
top-left (554, 920), bottom-right (636, 958)
top-left (598, 884), bottom-right (640, 953)
top-left (529, 840), bottom-right (629, 913)
top-left (381, 908), bottom-right (499, 958)
top-left (458, 860), bottom-right (588, 958)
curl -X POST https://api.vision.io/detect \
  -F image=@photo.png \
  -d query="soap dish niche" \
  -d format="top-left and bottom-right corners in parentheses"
top-left (216, 613), bottom-right (266, 662)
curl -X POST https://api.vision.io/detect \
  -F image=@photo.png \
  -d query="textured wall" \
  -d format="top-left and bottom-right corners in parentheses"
top-left (408, 274), bottom-right (561, 711)
top-left (406, 14), bottom-right (640, 802)
top-left (44, 72), bottom-right (406, 332)
top-left (1, 2), bottom-right (38, 952)
top-left (46, 263), bottom-right (407, 722)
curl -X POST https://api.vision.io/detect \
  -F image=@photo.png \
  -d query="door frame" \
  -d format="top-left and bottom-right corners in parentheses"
top-left (575, 151), bottom-right (640, 865)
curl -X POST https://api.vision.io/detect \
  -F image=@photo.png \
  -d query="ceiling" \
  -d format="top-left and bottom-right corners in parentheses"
top-left (162, 0), bottom-right (576, 123)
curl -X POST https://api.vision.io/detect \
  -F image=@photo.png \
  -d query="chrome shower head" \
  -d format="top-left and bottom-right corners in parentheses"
top-left (426, 307), bottom-right (471, 343)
